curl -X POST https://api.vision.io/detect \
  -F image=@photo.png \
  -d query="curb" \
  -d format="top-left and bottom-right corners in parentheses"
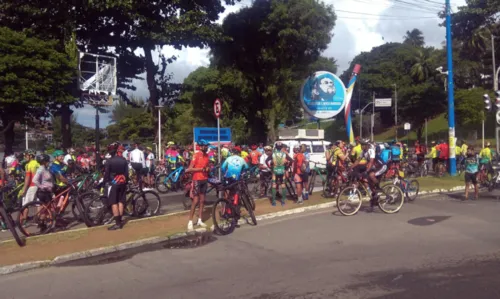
top-left (0, 185), bottom-right (465, 276)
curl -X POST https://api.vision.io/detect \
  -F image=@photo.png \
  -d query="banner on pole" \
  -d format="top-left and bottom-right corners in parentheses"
top-left (194, 127), bottom-right (232, 144)
top-left (374, 98), bottom-right (392, 107)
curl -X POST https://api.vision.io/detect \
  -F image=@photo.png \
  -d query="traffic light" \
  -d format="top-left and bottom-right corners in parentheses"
top-left (484, 94), bottom-right (491, 111)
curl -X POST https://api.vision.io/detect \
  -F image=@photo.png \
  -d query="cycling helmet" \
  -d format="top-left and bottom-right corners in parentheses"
top-left (197, 139), bottom-right (209, 146)
top-left (167, 141), bottom-right (175, 146)
top-left (107, 143), bottom-right (118, 152)
top-left (264, 146), bottom-right (272, 151)
top-left (36, 154), bottom-right (50, 164)
top-left (52, 150), bottom-right (64, 157)
top-left (360, 138), bottom-right (371, 145)
top-left (5, 155), bottom-right (16, 168)
top-left (24, 149), bottom-right (36, 157)
top-left (275, 142), bottom-right (283, 150)
top-left (251, 144), bottom-right (257, 150)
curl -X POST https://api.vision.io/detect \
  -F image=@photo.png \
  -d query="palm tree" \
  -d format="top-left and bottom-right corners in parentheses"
top-left (403, 29), bottom-right (425, 47)
top-left (410, 48), bottom-right (434, 82)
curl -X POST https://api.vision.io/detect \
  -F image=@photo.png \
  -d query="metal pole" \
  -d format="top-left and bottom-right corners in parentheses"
top-left (492, 35), bottom-right (497, 91)
top-left (25, 124), bottom-right (28, 150)
top-left (360, 112), bottom-right (363, 139)
top-left (482, 111), bottom-right (485, 148)
top-left (95, 106), bottom-right (101, 168)
top-left (446, 0), bottom-right (456, 176)
top-left (371, 92), bottom-right (375, 141)
top-left (158, 108), bottom-right (161, 160)
top-left (394, 84), bottom-right (398, 141)
top-left (217, 118), bottom-right (221, 184)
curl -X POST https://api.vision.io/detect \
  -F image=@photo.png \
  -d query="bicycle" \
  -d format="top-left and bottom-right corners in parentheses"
top-left (337, 174), bottom-right (404, 216)
top-left (84, 184), bottom-right (161, 227)
top-left (155, 165), bottom-right (189, 194)
top-left (18, 180), bottom-right (85, 237)
top-left (0, 184), bottom-right (26, 247)
top-left (307, 161), bottom-right (327, 195)
top-left (212, 179), bottom-right (257, 235)
top-left (383, 173), bottom-right (419, 202)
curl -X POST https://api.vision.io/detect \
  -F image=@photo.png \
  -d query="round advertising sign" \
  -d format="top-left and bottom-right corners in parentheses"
top-left (300, 71), bottom-right (347, 119)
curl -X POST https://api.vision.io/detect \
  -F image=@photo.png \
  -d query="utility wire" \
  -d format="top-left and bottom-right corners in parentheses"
top-left (348, 0), bottom-right (441, 14)
top-left (335, 9), bottom-right (436, 18)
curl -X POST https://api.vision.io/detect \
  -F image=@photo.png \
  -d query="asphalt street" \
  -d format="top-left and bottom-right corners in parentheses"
top-left (2, 192), bottom-right (500, 298)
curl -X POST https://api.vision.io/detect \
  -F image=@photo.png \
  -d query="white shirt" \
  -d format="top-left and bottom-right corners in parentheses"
top-left (63, 154), bottom-right (73, 165)
top-left (146, 153), bottom-right (155, 168)
top-left (130, 148), bottom-right (146, 168)
top-left (259, 153), bottom-right (270, 172)
top-left (123, 150), bottom-right (129, 160)
top-left (362, 145), bottom-right (376, 160)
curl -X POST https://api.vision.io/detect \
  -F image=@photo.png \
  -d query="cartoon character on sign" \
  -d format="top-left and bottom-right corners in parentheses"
top-left (311, 75), bottom-right (336, 101)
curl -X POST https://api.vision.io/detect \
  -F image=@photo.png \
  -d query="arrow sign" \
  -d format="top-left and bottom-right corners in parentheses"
top-left (214, 98), bottom-right (222, 119)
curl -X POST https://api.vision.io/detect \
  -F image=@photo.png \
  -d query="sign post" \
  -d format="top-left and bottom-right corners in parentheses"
top-left (214, 99), bottom-right (222, 181)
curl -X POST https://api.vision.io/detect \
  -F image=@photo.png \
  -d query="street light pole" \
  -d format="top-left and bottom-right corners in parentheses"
top-left (393, 83), bottom-right (397, 141)
top-left (445, 0), bottom-right (457, 176)
top-left (372, 92), bottom-right (375, 141)
top-left (155, 105), bottom-right (163, 160)
top-left (492, 35), bottom-right (497, 91)
top-left (359, 102), bottom-right (374, 139)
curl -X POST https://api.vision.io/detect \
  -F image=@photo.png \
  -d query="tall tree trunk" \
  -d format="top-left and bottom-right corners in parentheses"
top-left (144, 45), bottom-right (159, 116)
top-left (60, 104), bottom-right (72, 149)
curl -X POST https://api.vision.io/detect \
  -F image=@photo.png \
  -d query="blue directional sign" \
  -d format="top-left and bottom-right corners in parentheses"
top-left (193, 127), bottom-right (232, 144)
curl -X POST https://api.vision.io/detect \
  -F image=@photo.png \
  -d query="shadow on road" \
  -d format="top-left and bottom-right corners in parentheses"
top-left (55, 231), bottom-right (217, 267)
top-left (407, 216), bottom-right (451, 226)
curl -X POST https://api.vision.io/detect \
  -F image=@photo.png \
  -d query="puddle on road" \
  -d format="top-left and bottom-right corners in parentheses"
top-left (407, 216), bottom-right (451, 226)
top-left (55, 232), bottom-right (217, 267)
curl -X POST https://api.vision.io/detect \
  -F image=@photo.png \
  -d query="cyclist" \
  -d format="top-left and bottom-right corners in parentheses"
top-left (221, 149), bottom-right (248, 181)
top-left (258, 146), bottom-right (273, 197)
top-left (241, 145), bottom-right (250, 164)
top-left (20, 150), bottom-right (39, 208)
top-left (464, 147), bottom-right (479, 200)
top-left (257, 143), bottom-right (265, 154)
top-left (249, 144), bottom-right (262, 168)
top-left (49, 150), bottom-right (70, 211)
top-left (145, 147), bottom-right (155, 187)
top-left (479, 142), bottom-right (493, 175)
top-left (103, 143), bottom-right (129, 230)
top-left (221, 144), bottom-right (230, 162)
top-left (268, 142), bottom-right (289, 206)
top-left (328, 141), bottom-right (347, 196)
top-left (63, 148), bottom-right (76, 165)
top-left (186, 139), bottom-right (210, 231)
top-left (33, 154), bottom-right (54, 204)
top-left (129, 142), bottom-right (146, 190)
top-left (292, 145), bottom-right (307, 204)
top-left (166, 144), bottom-right (185, 174)
top-left (350, 137), bottom-right (362, 163)
top-left (302, 144), bottom-right (311, 200)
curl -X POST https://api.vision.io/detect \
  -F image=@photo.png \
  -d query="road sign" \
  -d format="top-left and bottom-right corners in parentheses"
top-left (404, 123), bottom-right (411, 130)
top-left (214, 98), bottom-right (222, 118)
top-left (194, 127), bottom-right (231, 144)
top-left (374, 98), bottom-right (392, 107)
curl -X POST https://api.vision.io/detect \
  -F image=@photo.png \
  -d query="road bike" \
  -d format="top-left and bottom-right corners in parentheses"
top-left (212, 179), bottom-right (257, 235)
top-left (0, 184), bottom-right (26, 247)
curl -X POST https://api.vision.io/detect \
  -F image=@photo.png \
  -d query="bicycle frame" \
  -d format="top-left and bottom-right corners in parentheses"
top-left (165, 166), bottom-right (184, 184)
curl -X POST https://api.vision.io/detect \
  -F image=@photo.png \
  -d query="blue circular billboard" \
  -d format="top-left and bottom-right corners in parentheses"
top-left (300, 71), bottom-right (347, 119)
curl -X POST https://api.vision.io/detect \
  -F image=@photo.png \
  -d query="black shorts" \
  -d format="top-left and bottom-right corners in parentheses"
top-left (300, 173), bottom-right (309, 183)
top-left (131, 163), bottom-right (143, 174)
top-left (260, 171), bottom-right (272, 182)
top-left (273, 174), bottom-right (284, 185)
top-left (464, 172), bottom-right (477, 184)
top-left (106, 184), bottom-right (127, 205)
top-left (36, 190), bottom-right (53, 204)
top-left (192, 180), bottom-right (208, 196)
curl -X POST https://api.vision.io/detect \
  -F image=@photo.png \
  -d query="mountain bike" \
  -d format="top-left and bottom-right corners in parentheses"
top-left (337, 175), bottom-right (404, 216)
top-left (0, 184), bottom-right (25, 246)
top-left (384, 175), bottom-right (419, 202)
top-left (212, 179), bottom-right (257, 235)
top-left (155, 165), bottom-right (189, 194)
top-left (307, 162), bottom-right (327, 195)
top-left (84, 184), bottom-right (161, 227)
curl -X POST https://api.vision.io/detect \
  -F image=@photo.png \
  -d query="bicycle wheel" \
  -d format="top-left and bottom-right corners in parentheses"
top-left (123, 192), bottom-right (136, 217)
top-left (133, 190), bottom-right (161, 217)
top-left (212, 199), bottom-right (237, 235)
top-left (155, 174), bottom-right (170, 194)
top-left (0, 206), bottom-right (25, 246)
top-left (378, 184), bottom-right (404, 214)
top-left (18, 201), bottom-right (55, 237)
top-left (285, 178), bottom-right (296, 200)
top-left (84, 196), bottom-right (113, 226)
top-left (308, 172), bottom-right (316, 194)
top-left (240, 193), bottom-right (257, 225)
top-left (336, 186), bottom-right (362, 216)
top-left (406, 180), bottom-right (419, 202)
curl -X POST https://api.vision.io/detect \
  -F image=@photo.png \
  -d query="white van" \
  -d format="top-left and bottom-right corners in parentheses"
top-left (273, 129), bottom-right (331, 170)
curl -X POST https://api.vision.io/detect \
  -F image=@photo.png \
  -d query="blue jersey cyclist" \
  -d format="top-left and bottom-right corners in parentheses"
top-left (49, 150), bottom-right (70, 190)
top-left (221, 150), bottom-right (249, 181)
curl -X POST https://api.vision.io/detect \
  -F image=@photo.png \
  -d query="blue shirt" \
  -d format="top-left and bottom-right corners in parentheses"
top-left (49, 161), bottom-right (67, 186)
top-left (465, 155), bottom-right (478, 173)
top-left (221, 155), bottom-right (248, 180)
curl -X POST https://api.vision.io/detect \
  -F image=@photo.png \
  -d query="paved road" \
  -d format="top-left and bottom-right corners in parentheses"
top-left (2, 193), bottom-right (500, 298)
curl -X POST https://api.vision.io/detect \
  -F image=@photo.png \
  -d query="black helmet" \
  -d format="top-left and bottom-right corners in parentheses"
top-left (36, 154), bottom-right (50, 164)
top-left (275, 142), bottom-right (283, 150)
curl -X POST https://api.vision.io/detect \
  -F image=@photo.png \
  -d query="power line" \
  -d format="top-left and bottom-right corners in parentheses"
top-left (336, 15), bottom-right (439, 21)
top-left (348, 0), bottom-right (441, 14)
top-left (390, 0), bottom-right (443, 10)
top-left (335, 9), bottom-right (436, 18)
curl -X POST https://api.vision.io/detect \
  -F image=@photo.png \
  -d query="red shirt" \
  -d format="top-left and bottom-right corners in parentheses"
top-left (438, 143), bottom-right (449, 159)
top-left (250, 150), bottom-right (261, 165)
top-left (294, 153), bottom-right (305, 175)
top-left (191, 151), bottom-right (209, 181)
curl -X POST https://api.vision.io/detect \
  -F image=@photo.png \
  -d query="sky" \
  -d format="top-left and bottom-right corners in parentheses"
top-left (75, 0), bottom-right (466, 128)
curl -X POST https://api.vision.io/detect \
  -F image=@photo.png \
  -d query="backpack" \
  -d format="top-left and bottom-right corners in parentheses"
top-left (391, 146), bottom-right (401, 161)
top-left (379, 149), bottom-right (391, 163)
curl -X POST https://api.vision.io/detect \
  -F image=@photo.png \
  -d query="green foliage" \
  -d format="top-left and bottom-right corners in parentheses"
top-left (51, 115), bottom-right (96, 147)
top-left (111, 97), bottom-right (146, 123)
top-left (403, 28), bottom-right (425, 47)
top-left (454, 88), bottom-right (490, 127)
top-left (106, 112), bottom-right (155, 144)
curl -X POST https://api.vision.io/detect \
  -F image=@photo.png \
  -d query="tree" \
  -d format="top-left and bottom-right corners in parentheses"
top-left (454, 88), bottom-right (490, 128)
top-left (110, 98), bottom-right (147, 123)
top-left (211, 0), bottom-right (337, 142)
top-left (0, 27), bottom-right (76, 154)
top-left (403, 28), bottom-right (425, 47)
